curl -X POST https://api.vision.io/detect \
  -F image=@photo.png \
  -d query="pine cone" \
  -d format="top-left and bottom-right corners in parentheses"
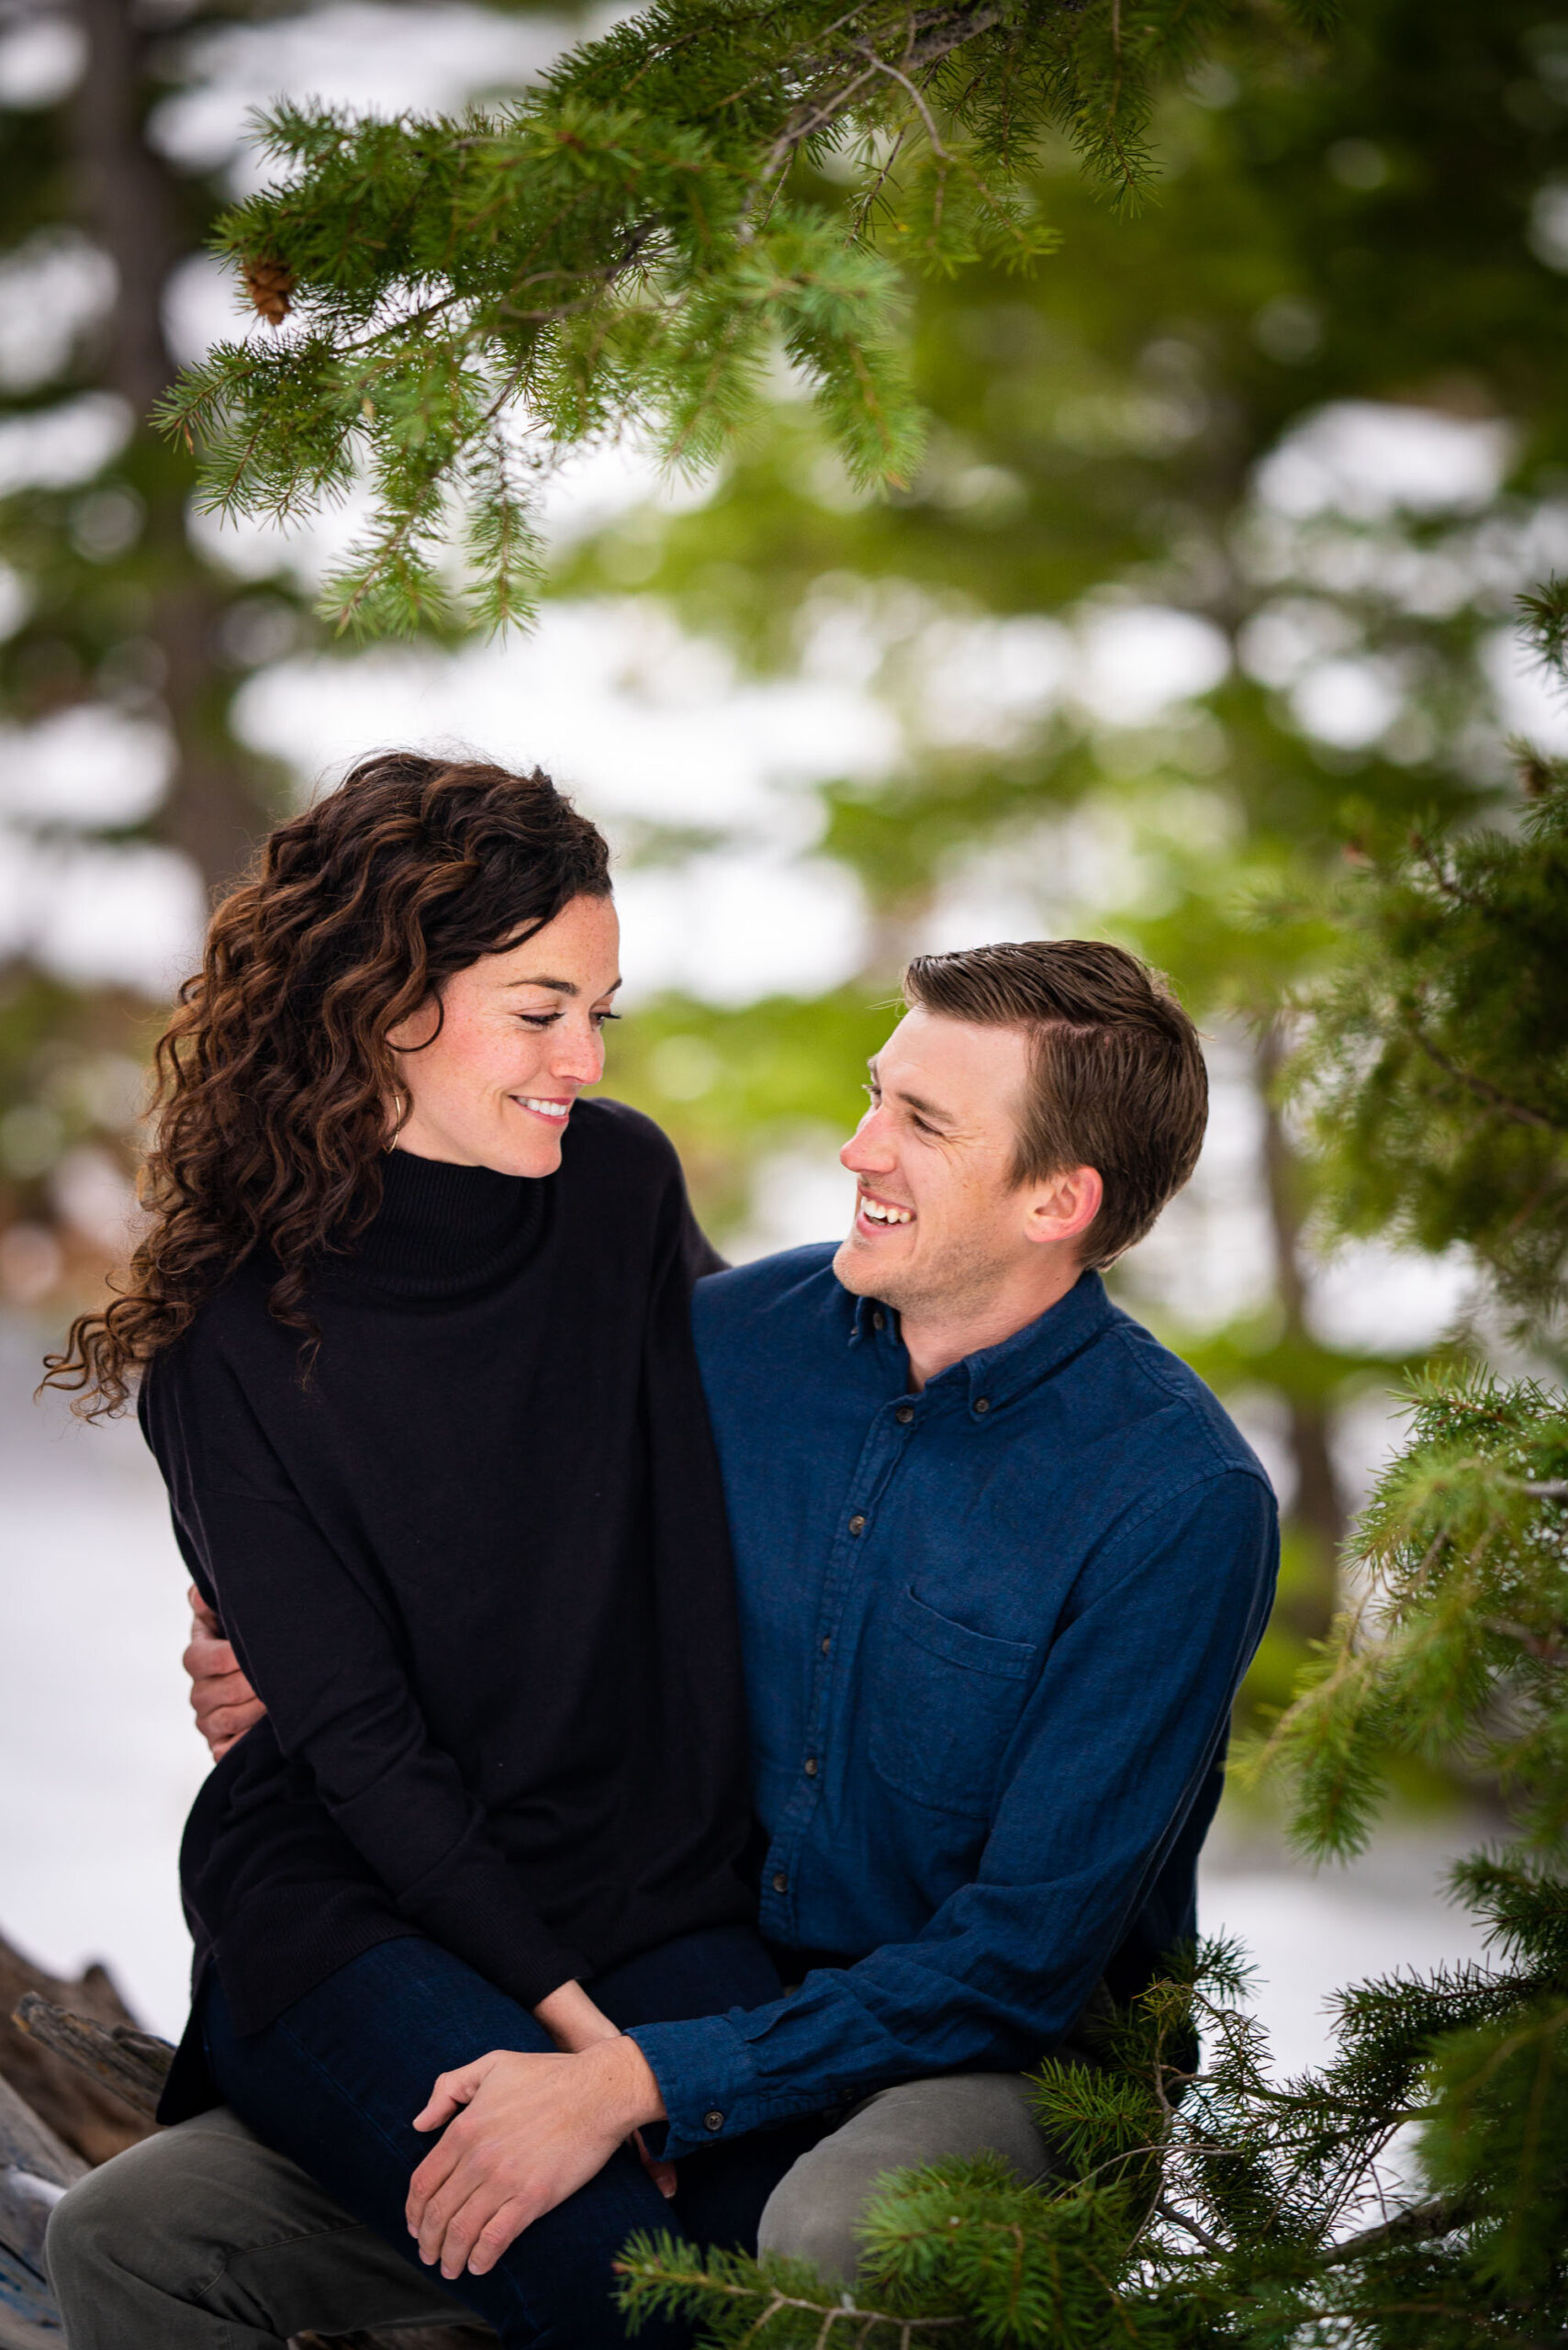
top-left (243, 256), bottom-right (296, 326)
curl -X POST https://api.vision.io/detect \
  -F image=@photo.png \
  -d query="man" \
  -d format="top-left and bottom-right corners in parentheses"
top-left (47, 938), bottom-right (1277, 2345)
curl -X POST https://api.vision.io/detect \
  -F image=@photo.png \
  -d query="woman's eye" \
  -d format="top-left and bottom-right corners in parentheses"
top-left (518, 1013), bottom-right (560, 1029)
top-left (592, 1010), bottom-right (622, 1028)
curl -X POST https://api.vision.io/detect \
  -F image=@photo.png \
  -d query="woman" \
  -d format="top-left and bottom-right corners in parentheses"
top-left (44, 753), bottom-right (811, 2347)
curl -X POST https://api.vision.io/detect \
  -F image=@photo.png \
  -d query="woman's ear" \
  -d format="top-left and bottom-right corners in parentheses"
top-left (1023, 1164), bottom-right (1103, 1251)
top-left (386, 996), bottom-right (442, 1055)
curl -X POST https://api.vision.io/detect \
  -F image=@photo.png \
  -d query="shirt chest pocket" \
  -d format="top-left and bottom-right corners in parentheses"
top-left (868, 1584), bottom-right (1039, 1819)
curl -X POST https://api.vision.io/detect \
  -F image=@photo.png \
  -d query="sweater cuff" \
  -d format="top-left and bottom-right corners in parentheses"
top-left (497, 1938), bottom-right (588, 2014)
top-left (625, 2014), bottom-right (770, 2160)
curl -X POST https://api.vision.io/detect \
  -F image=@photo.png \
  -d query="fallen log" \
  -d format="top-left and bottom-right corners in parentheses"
top-left (11, 1997), bottom-right (169, 2123)
top-left (0, 2065), bottom-right (84, 2350)
top-left (0, 1936), bottom-right (153, 2166)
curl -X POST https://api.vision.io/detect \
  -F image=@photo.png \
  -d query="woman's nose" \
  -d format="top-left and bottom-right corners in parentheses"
top-left (554, 1024), bottom-right (605, 1083)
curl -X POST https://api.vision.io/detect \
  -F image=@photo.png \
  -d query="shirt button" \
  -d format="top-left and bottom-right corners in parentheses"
top-left (804, 1756), bottom-right (818, 1776)
top-left (895, 1404), bottom-right (914, 1425)
top-left (821, 1636), bottom-right (831, 1654)
top-left (974, 1397), bottom-right (991, 1415)
top-left (848, 1514), bottom-right (866, 1535)
top-left (703, 2110), bottom-right (724, 2133)
top-left (773, 1870), bottom-right (789, 1894)
top-left (873, 1310), bottom-right (885, 1330)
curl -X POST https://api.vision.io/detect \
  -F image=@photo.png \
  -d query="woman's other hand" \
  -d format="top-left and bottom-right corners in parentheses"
top-left (532, 1980), bottom-right (621, 2052)
top-left (532, 1983), bottom-right (678, 2199)
top-left (408, 2037), bottom-right (668, 2277)
top-left (184, 1587), bottom-right (266, 1758)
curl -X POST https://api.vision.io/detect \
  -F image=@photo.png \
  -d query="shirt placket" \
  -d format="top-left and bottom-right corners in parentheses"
top-left (758, 1387), bottom-right (923, 1943)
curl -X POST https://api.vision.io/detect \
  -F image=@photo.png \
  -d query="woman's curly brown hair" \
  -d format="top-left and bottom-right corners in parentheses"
top-left (43, 752), bottom-right (611, 1416)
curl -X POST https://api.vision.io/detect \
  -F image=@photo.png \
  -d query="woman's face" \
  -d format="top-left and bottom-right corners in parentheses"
top-left (387, 893), bottom-right (622, 1177)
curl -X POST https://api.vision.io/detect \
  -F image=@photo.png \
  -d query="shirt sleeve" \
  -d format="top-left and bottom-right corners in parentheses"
top-left (150, 1351), bottom-right (586, 2011)
top-left (629, 1465), bottom-right (1277, 2157)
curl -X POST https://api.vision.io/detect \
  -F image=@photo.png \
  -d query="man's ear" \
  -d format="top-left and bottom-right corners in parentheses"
top-left (1022, 1164), bottom-right (1103, 1251)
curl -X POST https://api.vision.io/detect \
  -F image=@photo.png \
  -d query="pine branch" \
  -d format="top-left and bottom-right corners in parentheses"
top-left (1153, 2198), bottom-right (1226, 2255)
top-left (612, 2245), bottom-right (969, 2336)
top-left (1408, 1024), bottom-right (1568, 1136)
top-left (1315, 2193), bottom-right (1472, 2267)
top-left (158, 0), bottom-right (1319, 633)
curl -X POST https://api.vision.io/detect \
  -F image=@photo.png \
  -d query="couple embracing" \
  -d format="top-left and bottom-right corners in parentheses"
top-left (43, 751), bottom-right (1277, 2350)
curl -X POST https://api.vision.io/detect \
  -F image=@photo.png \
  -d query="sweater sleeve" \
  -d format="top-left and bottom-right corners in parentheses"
top-left (146, 1349), bottom-right (585, 2011)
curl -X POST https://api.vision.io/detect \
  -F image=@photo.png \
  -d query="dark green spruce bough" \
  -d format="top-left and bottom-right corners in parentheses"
top-left (615, 608), bottom-right (1568, 2346)
top-left (159, 0), bottom-right (1333, 636)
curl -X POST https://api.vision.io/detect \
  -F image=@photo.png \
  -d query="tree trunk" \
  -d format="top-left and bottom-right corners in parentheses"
top-left (1255, 1021), bottom-right (1345, 1644)
top-left (67, 0), bottom-right (275, 895)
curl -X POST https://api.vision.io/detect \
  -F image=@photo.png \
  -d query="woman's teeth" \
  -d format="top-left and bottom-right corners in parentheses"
top-left (861, 1198), bottom-right (913, 1225)
top-left (519, 1097), bottom-right (570, 1121)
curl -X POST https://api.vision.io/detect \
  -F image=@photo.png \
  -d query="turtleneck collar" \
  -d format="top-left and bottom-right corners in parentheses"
top-left (338, 1144), bottom-right (546, 1300)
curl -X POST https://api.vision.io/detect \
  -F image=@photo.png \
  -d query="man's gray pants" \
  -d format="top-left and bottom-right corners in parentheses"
top-left (45, 2075), bottom-right (1057, 2348)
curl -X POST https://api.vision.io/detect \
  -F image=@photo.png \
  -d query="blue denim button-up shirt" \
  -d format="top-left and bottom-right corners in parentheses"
top-left (629, 1249), bottom-right (1278, 2159)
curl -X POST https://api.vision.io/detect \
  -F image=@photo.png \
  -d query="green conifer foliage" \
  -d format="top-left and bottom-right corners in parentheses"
top-left (160, 0), bottom-right (1331, 634)
top-left (1287, 666), bottom-right (1568, 1334)
top-left (614, 1904), bottom-right (1567, 2344)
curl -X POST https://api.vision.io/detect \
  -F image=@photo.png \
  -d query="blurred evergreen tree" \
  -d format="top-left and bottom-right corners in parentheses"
top-left (0, 0), bottom-right (575, 1292)
top-left (0, 0), bottom-right (308, 1285)
top-left (578, 0), bottom-right (1568, 1651)
top-left (0, 0), bottom-right (304, 888)
top-left (610, 587), bottom-right (1568, 2350)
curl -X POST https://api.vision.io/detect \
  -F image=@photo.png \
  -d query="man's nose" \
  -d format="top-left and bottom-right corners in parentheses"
top-left (841, 1110), bottom-right (895, 1173)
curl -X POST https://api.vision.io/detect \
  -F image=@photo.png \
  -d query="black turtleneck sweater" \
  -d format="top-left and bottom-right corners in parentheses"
top-left (140, 1101), bottom-right (754, 2064)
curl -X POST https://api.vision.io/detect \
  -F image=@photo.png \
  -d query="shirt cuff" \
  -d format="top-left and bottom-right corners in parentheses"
top-left (625, 2013), bottom-right (770, 2160)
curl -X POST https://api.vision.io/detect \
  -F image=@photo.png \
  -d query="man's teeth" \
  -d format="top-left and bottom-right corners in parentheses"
top-left (520, 1097), bottom-right (569, 1121)
top-left (861, 1198), bottom-right (913, 1225)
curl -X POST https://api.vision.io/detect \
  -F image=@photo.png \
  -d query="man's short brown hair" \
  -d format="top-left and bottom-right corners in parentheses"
top-left (901, 939), bottom-right (1207, 1268)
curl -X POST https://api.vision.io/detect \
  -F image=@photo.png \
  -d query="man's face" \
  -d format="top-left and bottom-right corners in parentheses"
top-left (833, 1008), bottom-right (1044, 1320)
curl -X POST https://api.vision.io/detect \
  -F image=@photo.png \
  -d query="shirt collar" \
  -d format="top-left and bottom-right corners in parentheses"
top-left (850, 1270), bottom-right (1115, 1410)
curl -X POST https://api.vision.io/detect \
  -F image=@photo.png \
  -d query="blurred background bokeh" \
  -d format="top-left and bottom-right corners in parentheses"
top-left (2, 0), bottom-right (1560, 2047)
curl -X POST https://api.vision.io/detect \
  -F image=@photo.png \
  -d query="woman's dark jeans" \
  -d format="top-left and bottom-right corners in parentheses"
top-left (201, 1927), bottom-right (823, 2350)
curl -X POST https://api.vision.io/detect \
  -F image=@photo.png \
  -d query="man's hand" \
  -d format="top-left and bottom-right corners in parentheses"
top-left (184, 1587), bottom-right (266, 1759)
top-left (533, 1980), bottom-right (677, 2199)
top-left (407, 2037), bottom-right (666, 2279)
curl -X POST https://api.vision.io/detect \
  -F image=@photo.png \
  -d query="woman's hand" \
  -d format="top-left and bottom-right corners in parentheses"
top-left (407, 2037), bottom-right (667, 2277)
top-left (184, 1588), bottom-right (266, 1759)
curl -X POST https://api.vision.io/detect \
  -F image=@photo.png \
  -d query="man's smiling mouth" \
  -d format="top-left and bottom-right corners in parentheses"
top-left (858, 1192), bottom-right (913, 1226)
